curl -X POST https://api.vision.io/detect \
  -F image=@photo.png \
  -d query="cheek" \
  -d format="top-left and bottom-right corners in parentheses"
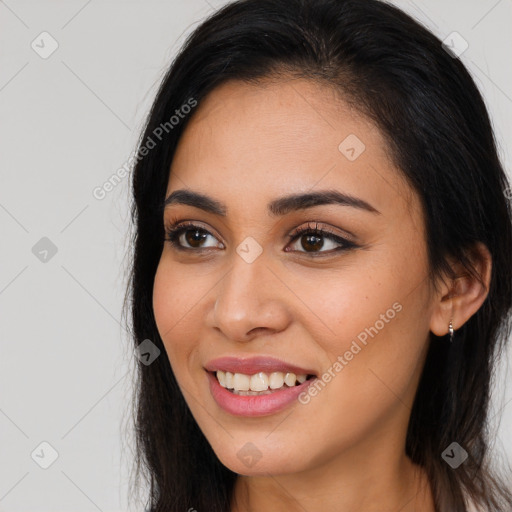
top-left (153, 261), bottom-right (178, 338)
top-left (300, 244), bottom-right (429, 383)
top-left (152, 258), bottom-right (202, 368)
top-left (311, 264), bottom-right (429, 427)
top-left (153, 255), bottom-right (208, 332)
top-left (291, 261), bottom-right (403, 353)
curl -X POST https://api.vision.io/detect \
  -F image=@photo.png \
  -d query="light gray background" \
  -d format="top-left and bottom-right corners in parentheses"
top-left (0, 1), bottom-right (511, 511)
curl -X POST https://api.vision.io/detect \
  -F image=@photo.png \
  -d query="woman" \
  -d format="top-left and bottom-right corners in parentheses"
top-left (124, 0), bottom-right (512, 510)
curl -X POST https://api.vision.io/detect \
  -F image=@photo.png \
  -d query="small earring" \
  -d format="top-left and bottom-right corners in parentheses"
top-left (448, 319), bottom-right (454, 343)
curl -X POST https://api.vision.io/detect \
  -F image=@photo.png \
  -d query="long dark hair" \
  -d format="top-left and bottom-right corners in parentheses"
top-left (123, 0), bottom-right (512, 510)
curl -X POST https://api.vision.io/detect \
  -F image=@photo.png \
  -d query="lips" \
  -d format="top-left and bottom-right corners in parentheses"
top-left (204, 355), bottom-right (317, 376)
top-left (206, 369), bottom-right (317, 417)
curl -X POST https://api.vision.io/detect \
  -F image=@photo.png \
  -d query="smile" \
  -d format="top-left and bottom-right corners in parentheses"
top-left (207, 371), bottom-right (317, 416)
top-left (204, 355), bottom-right (319, 416)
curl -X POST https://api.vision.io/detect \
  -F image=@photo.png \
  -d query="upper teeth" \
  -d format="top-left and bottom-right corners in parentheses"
top-left (216, 370), bottom-right (308, 392)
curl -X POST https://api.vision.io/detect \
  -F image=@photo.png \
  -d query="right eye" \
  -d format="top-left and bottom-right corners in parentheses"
top-left (165, 221), bottom-right (225, 251)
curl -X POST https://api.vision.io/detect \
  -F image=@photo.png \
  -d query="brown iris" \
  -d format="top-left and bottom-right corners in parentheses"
top-left (185, 228), bottom-right (208, 248)
top-left (301, 233), bottom-right (324, 252)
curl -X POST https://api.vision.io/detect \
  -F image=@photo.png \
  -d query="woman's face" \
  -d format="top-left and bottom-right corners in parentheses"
top-left (153, 77), bottom-right (437, 476)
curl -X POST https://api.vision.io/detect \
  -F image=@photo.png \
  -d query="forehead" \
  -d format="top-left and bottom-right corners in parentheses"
top-left (167, 77), bottom-right (415, 219)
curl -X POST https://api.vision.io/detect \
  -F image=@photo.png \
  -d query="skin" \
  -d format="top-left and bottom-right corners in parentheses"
top-left (152, 77), bottom-right (492, 512)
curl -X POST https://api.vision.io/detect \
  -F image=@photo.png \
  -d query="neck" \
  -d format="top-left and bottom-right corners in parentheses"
top-left (230, 451), bottom-right (435, 512)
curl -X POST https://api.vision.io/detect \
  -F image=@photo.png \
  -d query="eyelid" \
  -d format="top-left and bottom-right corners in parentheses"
top-left (287, 221), bottom-right (357, 244)
top-left (165, 216), bottom-right (222, 240)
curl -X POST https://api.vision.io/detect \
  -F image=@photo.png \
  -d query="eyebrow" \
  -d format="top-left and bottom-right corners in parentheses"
top-left (163, 189), bottom-right (381, 216)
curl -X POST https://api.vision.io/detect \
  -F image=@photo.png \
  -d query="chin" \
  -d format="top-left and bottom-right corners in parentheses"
top-left (219, 453), bottom-right (300, 477)
top-left (208, 437), bottom-right (308, 476)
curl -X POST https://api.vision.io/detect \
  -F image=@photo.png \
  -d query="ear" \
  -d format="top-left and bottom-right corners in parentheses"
top-left (429, 242), bottom-right (492, 337)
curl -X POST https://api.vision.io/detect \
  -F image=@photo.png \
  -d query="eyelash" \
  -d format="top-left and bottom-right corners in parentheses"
top-left (164, 220), bottom-right (358, 257)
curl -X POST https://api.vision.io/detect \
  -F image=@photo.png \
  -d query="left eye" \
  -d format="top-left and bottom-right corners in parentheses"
top-left (286, 225), bottom-right (355, 255)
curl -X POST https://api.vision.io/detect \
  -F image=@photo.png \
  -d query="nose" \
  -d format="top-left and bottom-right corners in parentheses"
top-left (210, 251), bottom-right (292, 343)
